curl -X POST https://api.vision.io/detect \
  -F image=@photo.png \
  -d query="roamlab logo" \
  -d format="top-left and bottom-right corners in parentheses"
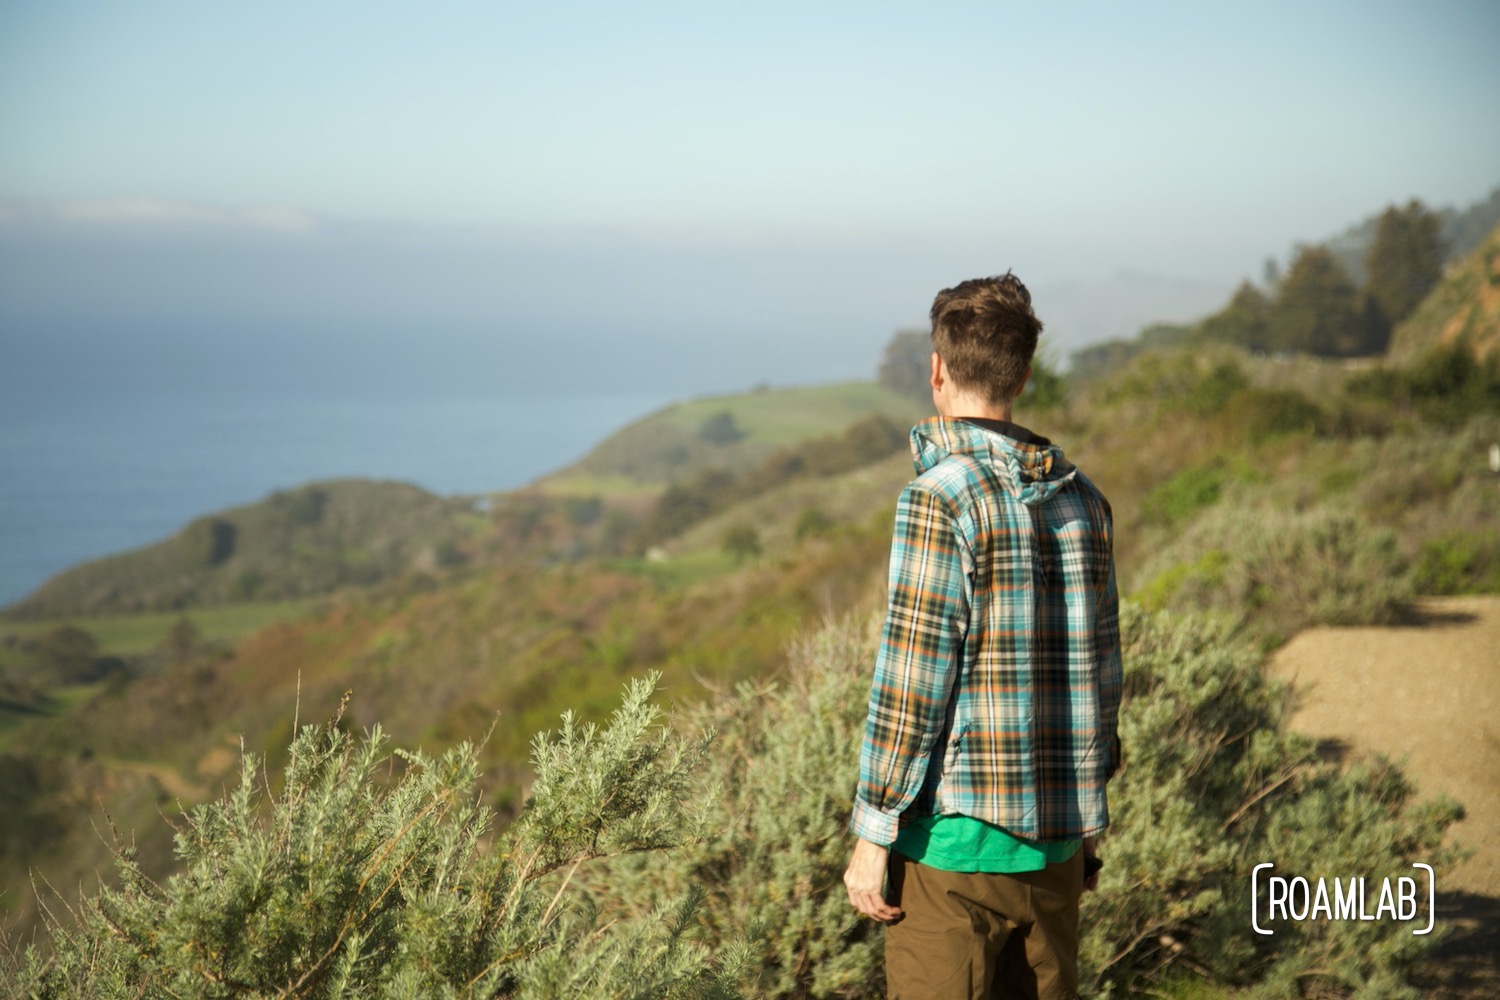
top-left (1251, 862), bottom-right (1436, 936)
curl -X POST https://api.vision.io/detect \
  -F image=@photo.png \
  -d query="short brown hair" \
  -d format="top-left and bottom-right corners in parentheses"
top-left (930, 271), bottom-right (1043, 404)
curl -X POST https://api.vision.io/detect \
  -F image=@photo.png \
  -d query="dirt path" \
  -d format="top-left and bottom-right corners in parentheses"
top-left (1269, 595), bottom-right (1500, 994)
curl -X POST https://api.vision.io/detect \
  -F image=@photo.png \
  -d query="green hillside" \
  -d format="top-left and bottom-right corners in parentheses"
top-left (536, 381), bottom-right (929, 495)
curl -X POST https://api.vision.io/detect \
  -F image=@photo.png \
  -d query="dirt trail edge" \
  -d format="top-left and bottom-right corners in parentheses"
top-left (1269, 594), bottom-right (1500, 994)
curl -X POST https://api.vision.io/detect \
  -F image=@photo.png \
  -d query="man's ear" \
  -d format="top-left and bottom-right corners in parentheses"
top-left (1015, 365), bottom-right (1032, 399)
top-left (930, 352), bottom-right (943, 390)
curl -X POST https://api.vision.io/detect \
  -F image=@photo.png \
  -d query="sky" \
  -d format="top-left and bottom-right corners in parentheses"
top-left (2, 0), bottom-right (1498, 390)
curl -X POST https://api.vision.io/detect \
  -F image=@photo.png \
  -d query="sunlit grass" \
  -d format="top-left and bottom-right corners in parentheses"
top-left (530, 472), bottom-right (664, 498)
top-left (0, 599), bottom-right (317, 655)
top-left (652, 381), bottom-right (927, 444)
top-left (603, 549), bottom-right (741, 589)
top-left (0, 681), bottom-right (106, 751)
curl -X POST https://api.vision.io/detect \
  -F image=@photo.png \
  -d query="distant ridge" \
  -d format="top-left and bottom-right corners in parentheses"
top-left (3, 479), bottom-right (476, 619)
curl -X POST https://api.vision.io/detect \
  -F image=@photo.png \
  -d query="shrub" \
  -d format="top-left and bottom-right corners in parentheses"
top-left (1214, 387), bottom-right (1325, 443)
top-left (1102, 354), bottom-right (1248, 418)
top-left (1142, 464), bottom-right (1229, 528)
top-left (25, 625), bottom-right (124, 687)
top-left (6, 678), bottom-right (751, 999)
top-left (596, 618), bottom-right (885, 998)
top-left (1413, 529), bottom-right (1500, 595)
top-left (722, 525), bottom-right (762, 562)
top-left (1082, 606), bottom-right (1461, 996)
top-left (1346, 342), bottom-right (1500, 429)
top-left (1132, 502), bottom-right (1414, 640)
top-left (592, 609), bottom-right (1459, 998)
top-left (794, 507), bottom-right (836, 541)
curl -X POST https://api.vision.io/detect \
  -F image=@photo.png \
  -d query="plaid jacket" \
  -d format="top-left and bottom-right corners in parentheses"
top-left (851, 417), bottom-right (1122, 846)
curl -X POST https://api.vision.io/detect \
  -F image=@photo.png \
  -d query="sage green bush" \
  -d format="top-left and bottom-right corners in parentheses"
top-left (595, 618), bottom-right (885, 998)
top-left (1132, 502), bottom-right (1414, 641)
top-left (1084, 606), bottom-right (1460, 998)
top-left (592, 608), bottom-right (1458, 998)
top-left (4, 678), bottom-right (750, 999)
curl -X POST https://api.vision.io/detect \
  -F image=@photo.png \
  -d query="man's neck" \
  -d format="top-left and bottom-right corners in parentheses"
top-left (937, 395), bottom-right (1012, 422)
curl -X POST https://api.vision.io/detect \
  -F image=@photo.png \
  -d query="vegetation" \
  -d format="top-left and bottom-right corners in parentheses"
top-left (1389, 220), bottom-right (1500, 363)
top-left (1265, 244), bottom-right (1372, 356)
top-left (635, 414), bottom-right (908, 550)
top-left (3, 207), bottom-right (1499, 996)
top-left (3, 610), bottom-right (1462, 998)
top-left (1364, 200), bottom-right (1447, 332)
top-left (1182, 200), bottom-right (1480, 363)
top-left (4, 481), bottom-right (481, 619)
top-left (538, 382), bottom-right (927, 496)
top-left (6, 678), bottom-right (752, 998)
top-left (875, 328), bottom-right (932, 400)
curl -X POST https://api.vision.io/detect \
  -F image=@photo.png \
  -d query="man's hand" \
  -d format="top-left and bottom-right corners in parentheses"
top-left (844, 838), bottom-right (903, 922)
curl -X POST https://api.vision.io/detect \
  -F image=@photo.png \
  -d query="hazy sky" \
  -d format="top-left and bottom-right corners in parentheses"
top-left (4, 1), bottom-right (1498, 270)
top-left (2, 0), bottom-right (1499, 395)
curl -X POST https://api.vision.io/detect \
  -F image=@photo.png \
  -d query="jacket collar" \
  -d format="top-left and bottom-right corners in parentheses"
top-left (910, 417), bottom-right (1079, 504)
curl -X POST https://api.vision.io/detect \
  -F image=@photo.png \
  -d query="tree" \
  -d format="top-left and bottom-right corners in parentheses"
top-left (1269, 245), bottom-right (1367, 356)
top-left (181, 516), bottom-right (237, 567)
top-left (1068, 339), bottom-right (1138, 382)
top-left (1261, 256), bottom-right (1282, 293)
top-left (1200, 281), bottom-right (1271, 351)
top-left (722, 525), bottom-right (761, 562)
top-left (164, 616), bottom-right (202, 664)
top-left (1019, 355), bottom-right (1067, 410)
top-left (876, 329), bottom-right (932, 401)
top-left (698, 411), bottom-right (744, 445)
top-left (1365, 200), bottom-right (1447, 334)
top-left (28, 626), bottom-right (109, 686)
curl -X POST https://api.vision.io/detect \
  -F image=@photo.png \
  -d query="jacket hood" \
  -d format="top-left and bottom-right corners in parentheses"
top-left (910, 416), bottom-right (1078, 506)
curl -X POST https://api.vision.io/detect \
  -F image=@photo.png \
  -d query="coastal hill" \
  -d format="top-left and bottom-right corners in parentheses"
top-left (3, 480), bottom-right (479, 620)
top-left (1, 382), bottom-right (926, 622)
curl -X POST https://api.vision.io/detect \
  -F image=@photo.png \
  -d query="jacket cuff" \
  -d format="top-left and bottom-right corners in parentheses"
top-left (850, 798), bottom-right (899, 846)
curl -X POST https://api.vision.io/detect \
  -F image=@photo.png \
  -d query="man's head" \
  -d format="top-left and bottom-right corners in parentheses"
top-left (929, 271), bottom-right (1043, 407)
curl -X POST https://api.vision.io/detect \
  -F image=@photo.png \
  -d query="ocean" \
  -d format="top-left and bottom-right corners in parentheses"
top-left (0, 380), bottom-right (675, 609)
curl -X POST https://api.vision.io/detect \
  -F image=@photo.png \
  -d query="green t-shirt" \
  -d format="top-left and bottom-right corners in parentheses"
top-left (893, 814), bottom-right (1080, 873)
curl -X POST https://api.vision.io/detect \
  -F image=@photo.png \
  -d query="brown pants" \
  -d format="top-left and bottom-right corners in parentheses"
top-left (883, 850), bottom-right (1083, 1000)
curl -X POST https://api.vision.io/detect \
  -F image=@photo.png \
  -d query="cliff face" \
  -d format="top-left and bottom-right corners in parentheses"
top-left (1391, 222), bottom-right (1500, 363)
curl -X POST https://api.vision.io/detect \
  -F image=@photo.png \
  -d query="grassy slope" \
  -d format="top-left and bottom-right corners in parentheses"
top-left (536, 381), bottom-right (928, 495)
top-left (0, 600), bottom-right (317, 655)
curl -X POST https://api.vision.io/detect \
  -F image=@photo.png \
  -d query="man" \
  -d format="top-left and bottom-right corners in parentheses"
top-left (844, 272), bottom-right (1122, 1000)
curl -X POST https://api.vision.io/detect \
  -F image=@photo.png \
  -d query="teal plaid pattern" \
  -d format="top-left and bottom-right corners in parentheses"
top-left (851, 418), bottom-right (1122, 846)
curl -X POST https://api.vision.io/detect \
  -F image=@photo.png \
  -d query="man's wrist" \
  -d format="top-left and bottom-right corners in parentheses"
top-left (849, 798), bottom-right (899, 847)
